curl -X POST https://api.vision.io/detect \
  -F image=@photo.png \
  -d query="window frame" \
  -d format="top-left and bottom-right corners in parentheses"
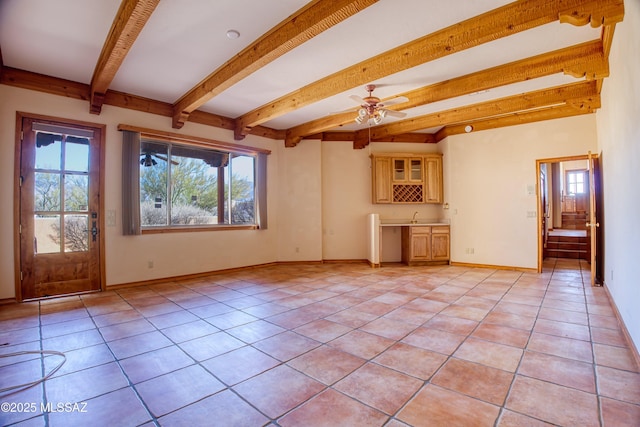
top-left (119, 124), bottom-right (270, 234)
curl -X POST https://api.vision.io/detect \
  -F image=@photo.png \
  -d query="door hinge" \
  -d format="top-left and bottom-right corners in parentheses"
top-left (20, 271), bottom-right (23, 281)
top-left (20, 130), bottom-right (24, 141)
top-left (19, 176), bottom-right (23, 186)
top-left (19, 224), bottom-right (22, 234)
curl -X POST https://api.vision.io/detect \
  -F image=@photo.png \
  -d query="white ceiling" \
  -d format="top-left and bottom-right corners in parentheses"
top-left (0, 0), bottom-right (605, 134)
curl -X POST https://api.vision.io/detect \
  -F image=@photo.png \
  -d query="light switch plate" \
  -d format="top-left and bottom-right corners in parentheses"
top-left (106, 210), bottom-right (116, 227)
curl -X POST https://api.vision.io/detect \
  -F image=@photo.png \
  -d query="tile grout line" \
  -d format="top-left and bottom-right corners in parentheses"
top-left (495, 258), bottom-right (554, 426)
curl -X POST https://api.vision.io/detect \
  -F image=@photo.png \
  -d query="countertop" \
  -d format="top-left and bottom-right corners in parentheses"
top-left (379, 220), bottom-right (450, 227)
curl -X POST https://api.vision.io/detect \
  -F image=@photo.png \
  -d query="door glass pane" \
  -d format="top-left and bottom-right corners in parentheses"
top-left (35, 172), bottom-right (61, 211)
top-left (64, 174), bottom-right (88, 211)
top-left (35, 133), bottom-right (62, 170)
top-left (231, 155), bottom-right (255, 224)
top-left (34, 214), bottom-right (60, 254)
top-left (64, 214), bottom-right (89, 252)
top-left (65, 137), bottom-right (90, 172)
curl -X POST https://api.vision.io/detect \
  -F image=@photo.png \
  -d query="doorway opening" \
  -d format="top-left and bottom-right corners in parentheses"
top-left (536, 154), bottom-right (604, 285)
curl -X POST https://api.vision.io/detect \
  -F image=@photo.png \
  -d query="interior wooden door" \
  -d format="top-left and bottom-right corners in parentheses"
top-left (587, 152), bottom-right (599, 287)
top-left (18, 116), bottom-right (104, 300)
top-left (540, 166), bottom-right (548, 255)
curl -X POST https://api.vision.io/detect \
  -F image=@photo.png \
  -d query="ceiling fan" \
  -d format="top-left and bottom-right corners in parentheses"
top-left (348, 84), bottom-right (408, 125)
top-left (140, 152), bottom-right (178, 167)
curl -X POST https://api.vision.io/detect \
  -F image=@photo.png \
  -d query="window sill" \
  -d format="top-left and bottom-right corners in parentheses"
top-left (141, 224), bottom-right (258, 234)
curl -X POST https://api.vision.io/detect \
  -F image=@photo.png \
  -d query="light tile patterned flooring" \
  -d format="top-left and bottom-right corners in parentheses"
top-left (1, 258), bottom-right (639, 426)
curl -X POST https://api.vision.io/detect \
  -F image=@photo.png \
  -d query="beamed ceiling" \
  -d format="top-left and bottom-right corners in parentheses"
top-left (0, 0), bottom-right (625, 149)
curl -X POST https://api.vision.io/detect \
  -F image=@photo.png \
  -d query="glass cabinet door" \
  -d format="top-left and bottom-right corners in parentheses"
top-left (393, 159), bottom-right (406, 181)
top-left (410, 158), bottom-right (422, 181)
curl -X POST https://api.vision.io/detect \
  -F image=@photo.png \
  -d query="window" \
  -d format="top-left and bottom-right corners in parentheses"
top-left (139, 139), bottom-right (256, 228)
top-left (120, 125), bottom-right (269, 234)
top-left (567, 170), bottom-right (586, 195)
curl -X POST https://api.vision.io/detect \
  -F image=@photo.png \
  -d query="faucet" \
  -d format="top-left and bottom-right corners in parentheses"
top-left (411, 211), bottom-right (419, 224)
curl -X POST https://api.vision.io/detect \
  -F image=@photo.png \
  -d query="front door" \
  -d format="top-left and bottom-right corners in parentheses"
top-left (17, 114), bottom-right (104, 300)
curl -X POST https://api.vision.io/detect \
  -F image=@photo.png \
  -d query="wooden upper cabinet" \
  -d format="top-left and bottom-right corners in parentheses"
top-left (372, 156), bottom-right (392, 203)
top-left (371, 153), bottom-right (443, 204)
top-left (424, 154), bottom-right (443, 204)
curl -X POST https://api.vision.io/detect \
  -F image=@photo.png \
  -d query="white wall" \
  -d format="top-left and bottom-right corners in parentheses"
top-left (276, 139), bottom-right (323, 262)
top-left (0, 85), bottom-right (279, 298)
top-left (596, 0), bottom-right (640, 351)
top-left (441, 115), bottom-right (598, 269)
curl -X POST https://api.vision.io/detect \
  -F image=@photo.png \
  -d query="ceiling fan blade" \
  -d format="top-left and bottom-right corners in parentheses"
top-left (381, 109), bottom-right (407, 118)
top-left (349, 94), bottom-right (366, 105)
top-left (328, 108), bottom-right (357, 116)
top-left (154, 153), bottom-right (179, 165)
top-left (378, 96), bottom-right (408, 107)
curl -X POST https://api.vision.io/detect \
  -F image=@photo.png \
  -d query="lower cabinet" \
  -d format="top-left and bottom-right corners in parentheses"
top-left (401, 225), bottom-right (450, 265)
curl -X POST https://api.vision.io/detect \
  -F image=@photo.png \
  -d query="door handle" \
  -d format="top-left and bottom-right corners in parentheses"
top-left (91, 221), bottom-right (98, 241)
top-left (586, 222), bottom-right (600, 228)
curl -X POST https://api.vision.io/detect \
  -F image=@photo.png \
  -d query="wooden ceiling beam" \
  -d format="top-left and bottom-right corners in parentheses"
top-left (287, 131), bottom-right (435, 145)
top-left (89, 0), bottom-right (159, 114)
top-left (1, 66), bottom-right (90, 101)
top-left (434, 103), bottom-right (599, 142)
top-left (284, 40), bottom-right (608, 147)
top-left (170, 0), bottom-right (379, 130)
top-left (353, 80), bottom-right (599, 148)
top-left (237, 0), bottom-right (623, 140)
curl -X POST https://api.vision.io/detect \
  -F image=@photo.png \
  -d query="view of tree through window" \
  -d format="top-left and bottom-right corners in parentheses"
top-left (140, 140), bottom-right (255, 227)
top-left (34, 133), bottom-right (90, 253)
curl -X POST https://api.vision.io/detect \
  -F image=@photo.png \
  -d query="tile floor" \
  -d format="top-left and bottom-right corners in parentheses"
top-left (1, 258), bottom-right (639, 426)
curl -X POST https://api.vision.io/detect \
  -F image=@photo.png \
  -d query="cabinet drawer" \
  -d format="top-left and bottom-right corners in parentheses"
top-left (411, 226), bottom-right (431, 234)
top-left (432, 226), bottom-right (449, 234)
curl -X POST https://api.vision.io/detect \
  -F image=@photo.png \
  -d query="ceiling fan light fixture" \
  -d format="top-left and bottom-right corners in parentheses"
top-left (378, 109), bottom-right (387, 119)
top-left (141, 153), bottom-right (157, 167)
top-left (355, 116), bottom-right (365, 124)
top-left (373, 115), bottom-right (383, 125)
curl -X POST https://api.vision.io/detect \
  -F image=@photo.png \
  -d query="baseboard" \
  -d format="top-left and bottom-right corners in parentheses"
top-left (367, 260), bottom-right (381, 268)
top-left (449, 261), bottom-right (537, 273)
top-left (0, 297), bottom-right (18, 305)
top-left (323, 259), bottom-right (369, 265)
top-left (275, 260), bottom-right (324, 266)
top-left (603, 283), bottom-right (640, 370)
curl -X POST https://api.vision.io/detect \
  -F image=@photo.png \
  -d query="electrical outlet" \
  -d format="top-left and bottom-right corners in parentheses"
top-left (527, 211), bottom-right (537, 218)
top-left (148, 260), bottom-right (154, 269)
